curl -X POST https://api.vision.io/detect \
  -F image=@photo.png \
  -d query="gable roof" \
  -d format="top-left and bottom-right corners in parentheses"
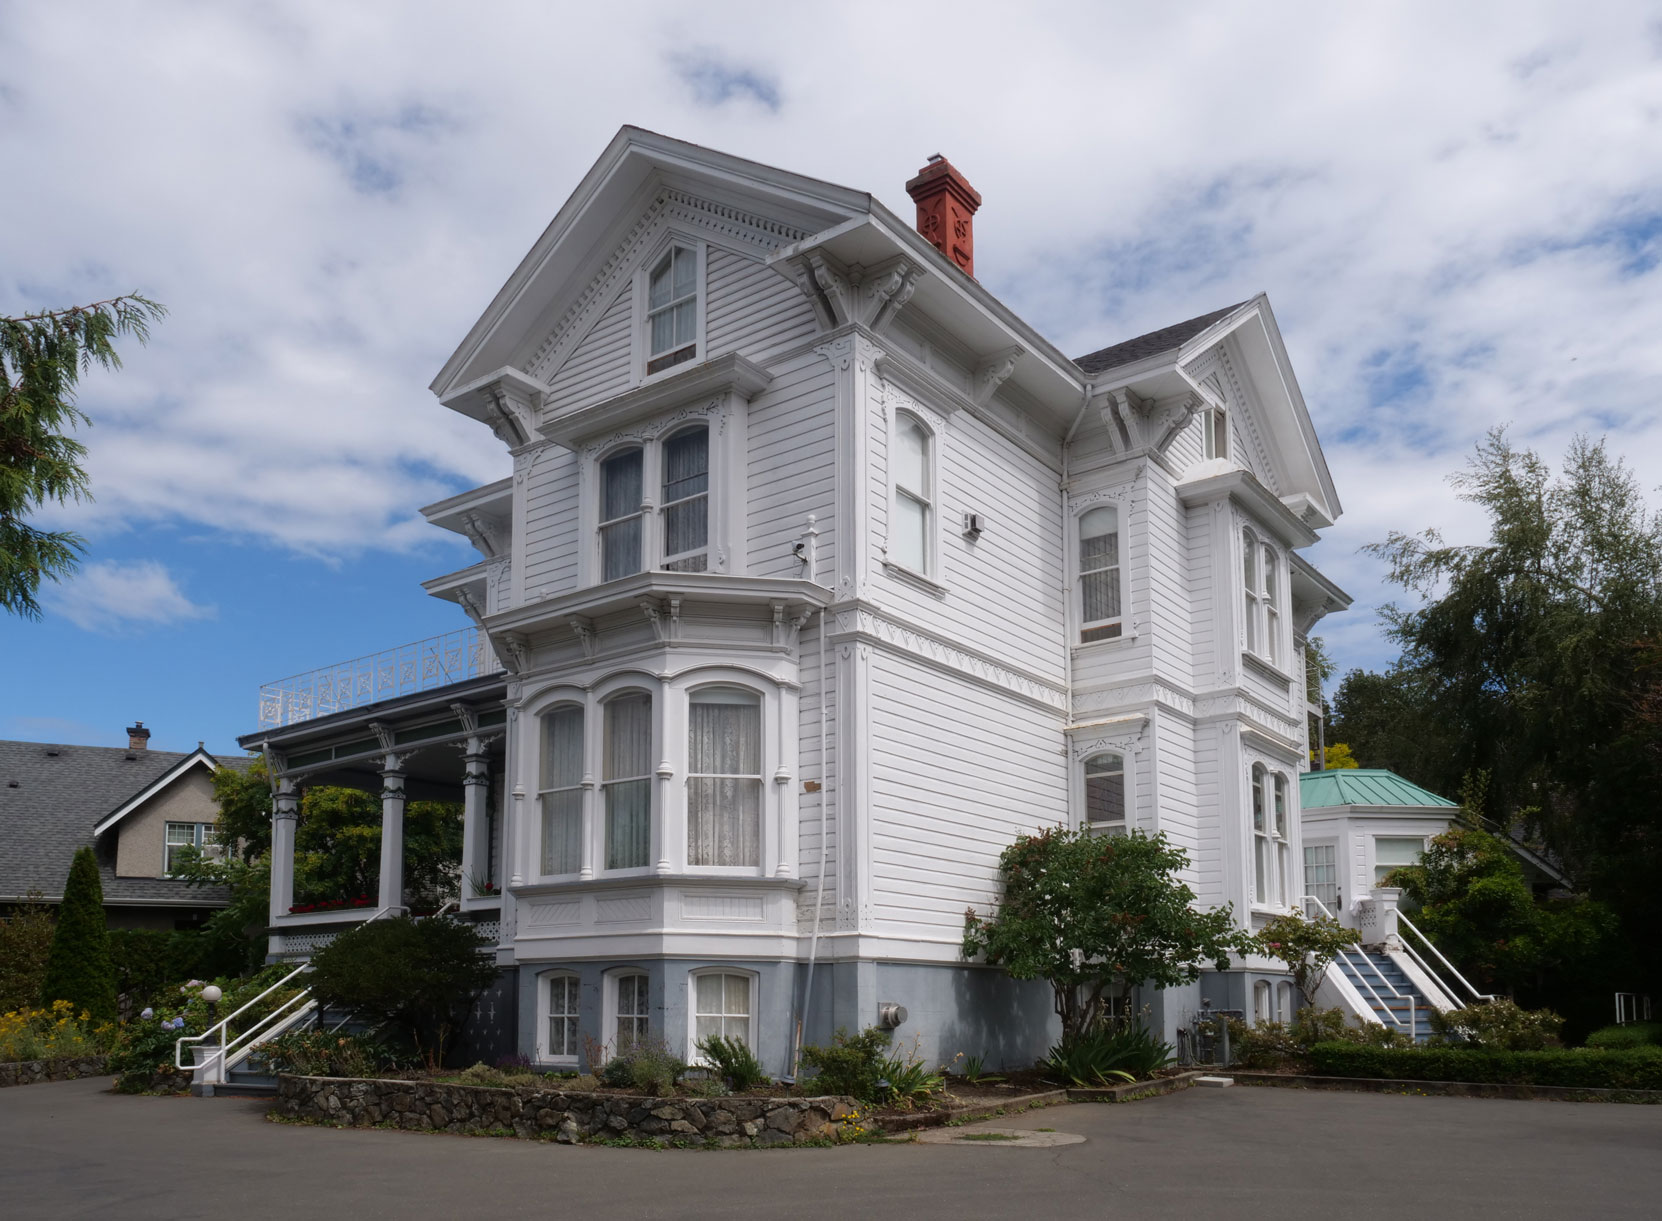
top-left (1074, 303), bottom-right (1249, 375)
top-left (0, 740), bottom-right (247, 906)
top-left (1299, 768), bottom-right (1458, 811)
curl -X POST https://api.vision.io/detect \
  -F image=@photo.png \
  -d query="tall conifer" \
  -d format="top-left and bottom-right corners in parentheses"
top-left (40, 846), bottom-right (117, 1019)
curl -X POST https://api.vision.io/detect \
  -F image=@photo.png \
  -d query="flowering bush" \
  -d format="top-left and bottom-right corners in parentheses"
top-left (262, 1029), bottom-right (408, 1079)
top-left (288, 896), bottom-right (376, 915)
top-left (0, 1000), bottom-right (117, 1063)
top-left (1427, 998), bottom-right (1564, 1050)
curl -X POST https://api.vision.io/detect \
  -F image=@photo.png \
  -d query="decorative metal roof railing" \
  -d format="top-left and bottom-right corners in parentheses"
top-left (258, 627), bottom-right (503, 729)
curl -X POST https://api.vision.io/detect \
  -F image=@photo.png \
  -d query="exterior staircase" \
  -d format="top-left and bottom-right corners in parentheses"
top-left (1337, 950), bottom-right (1434, 1042)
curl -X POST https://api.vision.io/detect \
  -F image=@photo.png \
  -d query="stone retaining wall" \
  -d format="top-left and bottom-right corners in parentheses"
top-left (275, 1075), bottom-right (858, 1146)
top-left (0, 1056), bottom-right (109, 1088)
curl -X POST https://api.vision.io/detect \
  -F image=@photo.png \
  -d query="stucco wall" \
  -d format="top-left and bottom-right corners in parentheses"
top-left (114, 766), bottom-right (219, 878)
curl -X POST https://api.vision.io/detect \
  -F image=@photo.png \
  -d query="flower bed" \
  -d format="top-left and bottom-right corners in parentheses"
top-left (288, 896), bottom-right (375, 915)
top-left (275, 1074), bottom-right (860, 1146)
top-left (0, 1055), bottom-right (109, 1088)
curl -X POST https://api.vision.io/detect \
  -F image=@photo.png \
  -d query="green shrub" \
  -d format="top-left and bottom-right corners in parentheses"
top-left (1427, 998), bottom-right (1563, 1050)
top-left (109, 1017), bottom-right (193, 1094)
top-left (801, 1025), bottom-right (891, 1101)
top-left (878, 1038), bottom-right (945, 1107)
top-left (597, 1037), bottom-right (687, 1096)
top-left (1585, 1022), bottom-right (1662, 1050)
top-left (695, 1033), bottom-right (768, 1091)
top-left (1043, 1021), bottom-right (1175, 1085)
top-left (0, 1000), bottom-right (117, 1063)
top-left (1224, 1009), bottom-right (1416, 1069)
top-left (1307, 1042), bottom-right (1662, 1090)
top-left (0, 900), bottom-right (55, 1013)
top-left (39, 848), bottom-right (116, 1020)
top-left (261, 1028), bottom-right (408, 1079)
top-left (306, 916), bottom-right (497, 1067)
top-left (449, 1060), bottom-right (532, 1089)
top-left (108, 929), bottom-right (221, 1014)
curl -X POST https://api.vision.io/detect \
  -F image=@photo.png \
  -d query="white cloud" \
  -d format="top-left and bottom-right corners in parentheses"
top-left (2, 1), bottom-right (1660, 672)
top-left (46, 560), bottom-right (217, 635)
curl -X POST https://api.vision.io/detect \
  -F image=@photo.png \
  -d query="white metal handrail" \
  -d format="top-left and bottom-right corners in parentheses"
top-left (1298, 896), bottom-right (1416, 1037)
top-left (1397, 912), bottom-right (1496, 1006)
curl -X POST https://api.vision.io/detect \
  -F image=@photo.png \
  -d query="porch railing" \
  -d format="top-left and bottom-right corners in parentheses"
top-left (258, 627), bottom-right (502, 729)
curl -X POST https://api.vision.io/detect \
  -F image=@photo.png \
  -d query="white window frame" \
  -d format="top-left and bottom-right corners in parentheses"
top-left (1242, 529), bottom-right (1284, 667)
top-left (685, 685), bottom-right (764, 871)
top-left (1372, 836), bottom-right (1427, 888)
top-left (604, 969), bottom-right (652, 1058)
top-left (641, 242), bottom-right (702, 379)
top-left (600, 689), bottom-right (656, 876)
top-left (539, 970), bottom-right (582, 1066)
top-left (885, 409), bottom-right (938, 582)
top-left (537, 702), bottom-right (586, 880)
top-left (1203, 406), bottom-right (1229, 461)
top-left (1075, 502), bottom-right (1127, 645)
top-left (1251, 763), bottom-right (1272, 907)
top-left (1082, 751), bottom-right (1127, 835)
top-left (687, 968), bottom-right (758, 1063)
top-left (659, 423), bottom-right (710, 573)
top-left (1276, 980), bottom-right (1294, 1025)
top-left (163, 821), bottom-right (213, 877)
top-left (1304, 841), bottom-right (1339, 912)
top-left (1254, 979), bottom-right (1274, 1026)
top-left (1273, 772), bottom-right (1291, 910)
top-left (598, 444), bottom-right (646, 583)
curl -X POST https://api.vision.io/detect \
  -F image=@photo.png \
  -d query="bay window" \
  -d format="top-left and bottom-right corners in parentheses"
top-left (686, 688), bottom-right (761, 867)
top-left (600, 447), bottom-right (644, 581)
top-left (661, 425), bottom-right (709, 572)
top-left (891, 412), bottom-right (932, 574)
top-left (1273, 772), bottom-right (1291, 908)
top-left (1252, 764), bottom-right (1270, 904)
top-left (1242, 529), bottom-right (1282, 666)
top-left (603, 693), bottom-right (653, 871)
top-left (1079, 506), bottom-right (1122, 642)
top-left (538, 705), bottom-right (584, 876)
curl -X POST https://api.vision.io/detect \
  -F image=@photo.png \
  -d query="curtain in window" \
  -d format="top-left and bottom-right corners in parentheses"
top-left (1079, 507), bottom-right (1121, 624)
top-left (604, 694), bottom-right (652, 870)
top-left (1252, 765), bottom-right (1269, 902)
top-left (615, 974), bottom-right (649, 1051)
top-left (648, 249), bottom-right (696, 357)
top-left (539, 706), bottom-right (584, 876)
top-left (1243, 533), bottom-right (1259, 654)
top-left (662, 427), bottom-right (709, 570)
top-left (547, 975), bottom-right (580, 1058)
top-left (687, 691), bottom-right (761, 866)
top-left (601, 449), bottom-right (644, 581)
top-left (693, 973), bottom-right (752, 1046)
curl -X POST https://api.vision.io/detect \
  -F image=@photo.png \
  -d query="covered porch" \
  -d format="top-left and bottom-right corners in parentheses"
top-left (239, 629), bottom-right (509, 960)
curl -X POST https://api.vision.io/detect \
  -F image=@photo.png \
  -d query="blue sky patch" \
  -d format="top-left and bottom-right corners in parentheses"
top-left (669, 49), bottom-right (782, 111)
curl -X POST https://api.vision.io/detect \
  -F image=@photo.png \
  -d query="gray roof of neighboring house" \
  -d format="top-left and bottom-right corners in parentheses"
top-left (1074, 302), bottom-right (1248, 376)
top-left (0, 740), bottom-right (247, 907)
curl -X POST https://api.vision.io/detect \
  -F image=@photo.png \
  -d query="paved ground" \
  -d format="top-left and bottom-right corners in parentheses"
top-left (5, 1077), bottom-right (1662, 1220)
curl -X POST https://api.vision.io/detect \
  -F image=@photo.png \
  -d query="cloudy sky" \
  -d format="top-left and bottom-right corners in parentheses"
top-left (3, 2), bottom-right (1660, 754)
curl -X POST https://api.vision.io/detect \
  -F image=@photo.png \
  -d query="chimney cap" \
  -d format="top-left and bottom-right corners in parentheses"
top-left (125, 722), bottom-right (151, 751)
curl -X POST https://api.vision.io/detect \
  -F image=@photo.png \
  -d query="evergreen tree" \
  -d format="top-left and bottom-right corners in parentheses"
top-left (1, 294), bottom-right (166, 618)
top-left (40, 846), bottom-right (117, 1019)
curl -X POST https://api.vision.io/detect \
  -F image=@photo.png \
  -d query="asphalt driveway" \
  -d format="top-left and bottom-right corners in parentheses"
top-left (4, 1076), bottom-right (1660, 1220)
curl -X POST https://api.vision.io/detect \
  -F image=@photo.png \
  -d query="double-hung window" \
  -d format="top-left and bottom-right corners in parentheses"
top-left (692, 971), bottom-right (754, 1052)
top-left (1273, 773), bottom-right (1290, 907)
top-left (686, 689), bottom-right (761, 867)
top-left (1083, 752), bottom-right (1126, 835)
top-left (1079, 506), bottom-right (1122, 642)
top-left (603, 694), bottom-right (653, 871)
top-left (891, 412), bottom-right (932, 574)
top-left (164, 821), bottom-right (212, 876)
top-left (1374, 837), bottom-right (1423, 887)
top-left (646, 247), bottom-right (697, 376)
top-left (661, 426), bottom-right (709, 572)
top-left (539, 706), bottom-right (584, 876)
top-left (1242, 531), bottom-right (1280, 665)
top-left (613, 972), bottom-right (650, 1052)
top-left (545, 974), bottom-right (580, 1062)
top-left (600, 448), bottom-right (645, 581)
top-left (1251, 764), bottom-right (1271, 904)
top-left (1203, 407), bottom-right (1229, 461)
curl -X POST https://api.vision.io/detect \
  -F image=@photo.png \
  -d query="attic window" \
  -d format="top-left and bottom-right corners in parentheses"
top-left (646, 246), bottom-right (697, 375)
top-left (1203, 406), bottom-right (1228, 461)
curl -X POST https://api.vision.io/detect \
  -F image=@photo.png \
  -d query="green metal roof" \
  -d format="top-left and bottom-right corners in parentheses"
top-left (1299, 768), bottom-right (1457, 810)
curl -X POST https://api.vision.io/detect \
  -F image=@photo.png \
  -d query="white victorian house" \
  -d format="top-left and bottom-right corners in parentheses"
top-left (242, 128), bottom-right (1359, 1073)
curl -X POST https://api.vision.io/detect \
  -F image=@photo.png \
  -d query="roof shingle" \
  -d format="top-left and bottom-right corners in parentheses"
top-left (1073, 302), bottom-right (1247, 376)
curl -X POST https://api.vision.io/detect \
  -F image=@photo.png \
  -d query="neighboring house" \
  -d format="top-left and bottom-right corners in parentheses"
top-left (243, 128), bottom-right (1354, 1073)
top-left (0, 724), bottom-right (241, 930)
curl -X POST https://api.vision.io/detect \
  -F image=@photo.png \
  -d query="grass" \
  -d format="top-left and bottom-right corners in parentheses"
top-left (957, 1132), bottom-right (1021, 1141)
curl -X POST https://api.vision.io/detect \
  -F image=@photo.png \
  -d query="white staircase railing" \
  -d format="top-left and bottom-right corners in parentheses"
top-left (1299, 895), bottom-right (1417, 1038)
top-left (1395, 912), bottom-right (1495, 1008)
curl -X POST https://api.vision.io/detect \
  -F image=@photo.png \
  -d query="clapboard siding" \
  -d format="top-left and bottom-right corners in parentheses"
top-left (542, 289), bottom-right (633, 418)
top-left (748, 352), bottom-right (836, 579)
top-left (1143, 468), bottom-right (1192, 682)
top-left (1185, 503), bottom-right (1218, 688)
top-left (872, 395), bottom-right (1066, 683)
top-left (868, 653), bottom-right (1067, 932)
top-left (1191, 724), bottom-right (1226, 906)
top-left (705, 248), bottom-right (818, 361)
top-left (521, 447), bottom-right (581, 596)
top-left (795, 616), bottom-right (839, 919)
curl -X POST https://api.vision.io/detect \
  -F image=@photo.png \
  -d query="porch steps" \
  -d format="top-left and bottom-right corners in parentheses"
top-left (1337, 951), bottom-right (1435, 1042)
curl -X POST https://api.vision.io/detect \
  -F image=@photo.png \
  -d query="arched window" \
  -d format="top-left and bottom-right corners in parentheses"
top-left (1251, 763), bottom-right (1270, 904)
top-left (690, 969), bottom-right (756, 1054)
top-left (661, 425), bottom-right (709, 572)
top-left (1083, 752), bottom-right (1126, 835)
top-left (602, 693), bottom-right (652, 871)
top-left (1272, 772), bottom-right (1291, 908)
top-left (1242, 531), bottom-right (1281, 665)
top-left (892, 412), bottom-right (932, 574)
top-left (646, 246), bottom-right (697, 375)
top-left (1262, 548), bottom-right (1280, 666)
top-left (1079, 506), bottom-right (1122, 643)
top-left (600, 447), bottom-right (645, 581)
top-left (687, 687), bottom-right (762, 867)
top-left (1276, 980), bottom-right (1294, 1026)
top-left (1254, 980), bottom-right (1273, 1026)
top-left (543, 972), bottom-right (581, 1063)
top-left (539, 704), bottom-right (584, 877)
top-left (611, 971), bottom-right (650, 1053)
top-left (1242, 530), bottom-right (1260, 656)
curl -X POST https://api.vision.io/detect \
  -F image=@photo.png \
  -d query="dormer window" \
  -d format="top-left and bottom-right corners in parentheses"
top-left (600, 447), bottom-right (644, 581)
top-left (1203, 407), bottom-right (1229, 461)
top-left (661, 426), bottom-right (709, 573)
top-left (646, 247), bottom-right (697, 375)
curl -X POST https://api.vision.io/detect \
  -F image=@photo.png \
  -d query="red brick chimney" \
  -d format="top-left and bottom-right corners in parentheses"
top-left (126, 722), bottom-right (151, 752)
top-left (905, 154), bottom-right (982, 276)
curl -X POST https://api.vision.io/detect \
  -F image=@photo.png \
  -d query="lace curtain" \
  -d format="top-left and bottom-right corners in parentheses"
top-left (687, 690), bottom-right (760, 867)
top-left (539, 706), bottom-right (584, 875)
top-left (601, 449), bottom-right (643, 581)
top-left (604, 694), bottom-right (652, 869)
top-left (661, 427), bottom-right (709, 570)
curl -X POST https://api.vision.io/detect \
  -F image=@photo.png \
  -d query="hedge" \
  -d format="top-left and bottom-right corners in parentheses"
top-left (1307, 1042), bottom-right (1662, 1091)
top-left (1585, 1023), bottom-right (1662, 1051)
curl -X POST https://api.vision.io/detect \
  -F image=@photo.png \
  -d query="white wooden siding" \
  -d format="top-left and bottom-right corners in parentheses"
top-left (543, 289), bottom-right (633, 418)
top-left (521, 447), bottom-right (581, 597)
top-left (747, 352), bottom-right (836, 579)
top-left (705, 248), bottom-right (819, 361)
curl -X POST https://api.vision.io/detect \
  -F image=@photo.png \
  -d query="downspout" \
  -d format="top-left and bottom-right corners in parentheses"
top-left (793, 607), bottom-right (831, 1076)
top-left (1058, 384), bottom-right (1093, 822)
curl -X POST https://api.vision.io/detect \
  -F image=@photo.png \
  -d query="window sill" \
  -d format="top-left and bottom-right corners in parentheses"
top-left (1241, 652), bottom-right (1293, 688)
top-left (880, 560), bottom-right (947, 598)
top-left (1071, 630), bottom-right (1135, 653)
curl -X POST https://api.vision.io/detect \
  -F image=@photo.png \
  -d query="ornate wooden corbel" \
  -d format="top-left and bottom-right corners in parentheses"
top-left (973, 346), bottom-right (1024, 407)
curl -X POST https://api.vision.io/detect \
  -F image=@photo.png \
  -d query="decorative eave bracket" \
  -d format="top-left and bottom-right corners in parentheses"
top-left (784, 250), bottom-right (926, 335)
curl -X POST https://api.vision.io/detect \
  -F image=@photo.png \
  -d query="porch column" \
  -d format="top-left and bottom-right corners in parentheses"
top-left (378, 754), bottom-right (406, 913)
top-left (269, 778), bottom-right (300, 929)
top-left (459, 736), bottom-right (491, 900)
